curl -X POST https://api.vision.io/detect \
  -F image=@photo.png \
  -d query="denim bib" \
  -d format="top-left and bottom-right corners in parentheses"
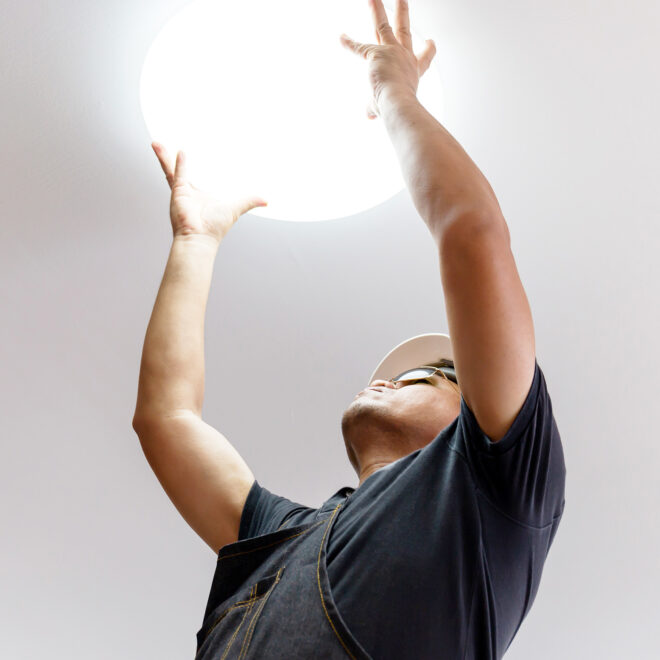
top-left (195, 491), bottom-right (371, 659)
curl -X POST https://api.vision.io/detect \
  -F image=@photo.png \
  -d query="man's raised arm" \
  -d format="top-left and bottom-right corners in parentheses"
top-left (342, 0), bottom-right (536, 442)
top-left (131, 145), bottom-right (267, 552)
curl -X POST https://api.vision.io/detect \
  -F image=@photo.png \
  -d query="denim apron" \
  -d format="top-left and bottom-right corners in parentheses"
top-left (194, 488), bottom-right (371, 659)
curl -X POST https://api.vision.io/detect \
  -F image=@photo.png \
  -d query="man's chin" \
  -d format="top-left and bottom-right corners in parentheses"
top-left (340, 402), bottom-right (361, 436)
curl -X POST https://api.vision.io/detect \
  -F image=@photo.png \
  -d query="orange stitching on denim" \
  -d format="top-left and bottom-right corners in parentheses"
top-left (218, 519), bottom-right (327, 562)
top-left (196, 596), bottom-right (255, 658)
top-left (237, 567), bottom-right (283, 659)
top-left (316, 503), bottom-right (357, 660)
top-left (221, 585), bottom-right (258, 660)
top-left (198, 603), bottom-right (249, 647)
top-left (237, 566), bottom-right (284, 659)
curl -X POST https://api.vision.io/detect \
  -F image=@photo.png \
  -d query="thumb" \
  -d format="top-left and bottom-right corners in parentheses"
top-left (236, 197), bottom-right (268, 217)
top-left (416, 39), bottom-right (437, 76)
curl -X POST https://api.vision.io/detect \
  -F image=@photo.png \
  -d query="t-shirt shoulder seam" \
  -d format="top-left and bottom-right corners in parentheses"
top-left (475, 488), bottom-right (564, 530)
top-left (445, 441), bottom-right (561, 530)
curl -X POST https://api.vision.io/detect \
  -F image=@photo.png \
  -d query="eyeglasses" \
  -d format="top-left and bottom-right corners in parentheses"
top-left (388, 363), bottom-right (458, 388)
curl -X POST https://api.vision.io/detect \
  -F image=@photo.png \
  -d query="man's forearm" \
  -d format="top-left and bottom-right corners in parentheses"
top-left (378, 86), bottom-right (503, 239)
top-left (132, 234), bottom-right (220, 425)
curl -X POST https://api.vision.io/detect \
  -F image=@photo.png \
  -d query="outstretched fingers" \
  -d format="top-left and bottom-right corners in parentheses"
top-left (152, 141), bottom-right (175, 188)
top-left (393, 0), bottom-right (412, 51)
top-left (173, 149), bottom-right (188, 187)
top-left (368, 0), bottom-right (397, 46)
top-left (343, 0), bottom-right (414, 56)
top-left (340, 33), bottom-right (373, 59)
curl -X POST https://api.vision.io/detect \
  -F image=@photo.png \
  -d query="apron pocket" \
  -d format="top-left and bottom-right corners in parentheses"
top-left (195, 566), bottom-right (284, 659)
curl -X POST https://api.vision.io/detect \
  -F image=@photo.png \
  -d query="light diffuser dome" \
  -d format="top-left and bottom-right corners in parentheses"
top-left (140, 0), bottom-right (445, 222)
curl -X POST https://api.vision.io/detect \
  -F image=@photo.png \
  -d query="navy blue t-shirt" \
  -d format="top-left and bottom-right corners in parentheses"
top-left (238, 359), bottom-right (566, 659)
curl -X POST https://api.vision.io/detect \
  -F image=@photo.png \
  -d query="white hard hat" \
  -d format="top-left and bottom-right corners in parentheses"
top-left (368, 333), bottom-right (456, 385)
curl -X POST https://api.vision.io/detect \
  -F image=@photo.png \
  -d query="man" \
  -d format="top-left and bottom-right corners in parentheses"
top-left (132, 0), bottom-right (566, 657)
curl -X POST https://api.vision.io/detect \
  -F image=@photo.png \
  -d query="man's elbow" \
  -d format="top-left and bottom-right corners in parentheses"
top-left (132, 415), bottom-right (148, 435)
top-left (435, 208), bottom-right (510, 254)
top-left (132, 412), bottom-right (162, 435)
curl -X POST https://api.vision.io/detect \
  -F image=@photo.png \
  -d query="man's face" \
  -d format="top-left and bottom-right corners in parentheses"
top-left (341, 375), bottom-right (462, 473)
top-left (355, 376), bottom-right (461, 428)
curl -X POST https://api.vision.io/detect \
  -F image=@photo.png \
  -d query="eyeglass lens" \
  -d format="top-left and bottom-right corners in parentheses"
top-left (394, 367), bottom-right (437, 382)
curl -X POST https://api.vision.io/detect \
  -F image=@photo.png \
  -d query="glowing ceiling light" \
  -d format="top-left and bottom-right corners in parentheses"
top-left (140, 0), bottom-right (444, 222)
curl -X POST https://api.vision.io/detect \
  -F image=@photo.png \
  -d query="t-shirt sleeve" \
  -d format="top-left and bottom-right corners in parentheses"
top-left (238, 479), bottom-right (317, 541)
top-left (456, 358), bottom-right (566, 527)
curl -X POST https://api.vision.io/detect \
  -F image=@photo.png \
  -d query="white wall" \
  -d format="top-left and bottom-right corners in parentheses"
top-left (1, 0), bottom-right (658, 657)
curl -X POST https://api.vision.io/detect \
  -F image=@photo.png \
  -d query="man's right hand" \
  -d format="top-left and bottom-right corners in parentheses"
top-left (152, 141), bottom-right (268, 244)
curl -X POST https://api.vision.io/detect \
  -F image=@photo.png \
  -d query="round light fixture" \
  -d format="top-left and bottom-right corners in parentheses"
top-left (140, 0), bottom-right (445, 222)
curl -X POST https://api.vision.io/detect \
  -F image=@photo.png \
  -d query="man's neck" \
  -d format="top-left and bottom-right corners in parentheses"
top-left (357, 458), bottom-right (399, 486)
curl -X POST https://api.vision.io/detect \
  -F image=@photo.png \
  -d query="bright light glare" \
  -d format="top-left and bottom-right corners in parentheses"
top-left (140, 0), bottom-right (445, 222)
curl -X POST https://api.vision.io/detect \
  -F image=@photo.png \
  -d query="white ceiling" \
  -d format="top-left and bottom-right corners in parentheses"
top-left (2, 0), bottom-right (659, 658)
